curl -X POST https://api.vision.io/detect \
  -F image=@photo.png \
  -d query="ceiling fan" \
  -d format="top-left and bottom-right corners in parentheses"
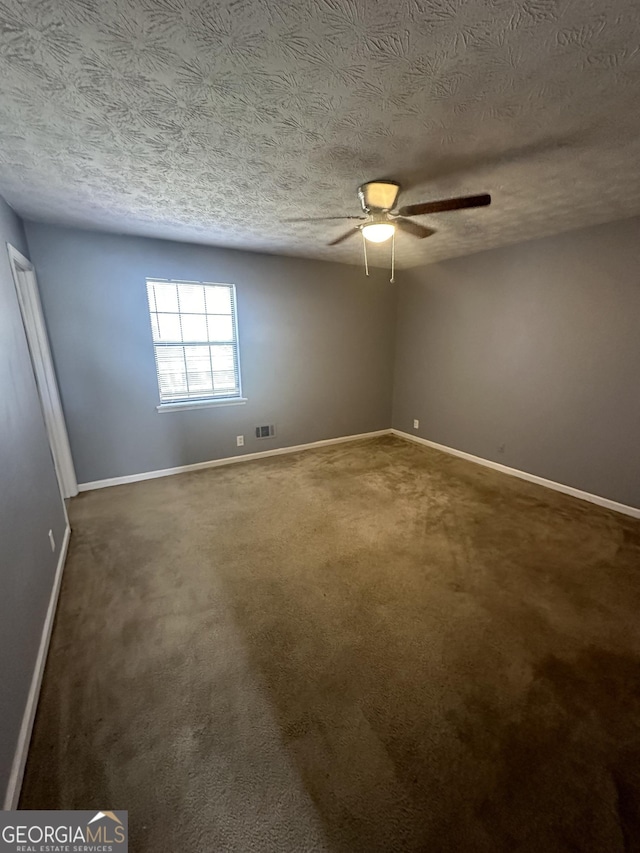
top-left (285, 180), bottom-right (491, 279)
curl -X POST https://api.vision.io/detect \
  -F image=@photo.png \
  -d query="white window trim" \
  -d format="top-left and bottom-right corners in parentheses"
top-left (157, 397), bottom-right (248, 413)
top-left (146, 278), bottom-right (244, 409)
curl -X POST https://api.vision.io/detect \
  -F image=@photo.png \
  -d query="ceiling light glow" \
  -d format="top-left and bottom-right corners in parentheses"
top-left (361, 222), bottom-right (395, 243)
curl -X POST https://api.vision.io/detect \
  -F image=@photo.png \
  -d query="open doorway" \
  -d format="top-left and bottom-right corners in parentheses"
top-left (7, 244), bottom-right (77, 499)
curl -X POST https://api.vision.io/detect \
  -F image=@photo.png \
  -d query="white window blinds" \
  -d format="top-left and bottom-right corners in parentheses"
top-left (146, 279), bottom-right (242, 404)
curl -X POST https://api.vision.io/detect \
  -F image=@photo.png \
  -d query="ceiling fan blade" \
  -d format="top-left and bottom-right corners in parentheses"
top-left (393, 217), bottom-right (436, 239)
top-left (328, 227), bottom-right (360, 246)
top-left (283, 215), bottom-right (364, 222)
top-left (398, 193), bottom-right (491, 217)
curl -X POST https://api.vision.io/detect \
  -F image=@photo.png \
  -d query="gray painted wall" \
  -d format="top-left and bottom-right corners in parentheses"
top-left (24, 223), bottom-right (396, 484)
top-left (393, 216), bottom-right (640, 509)
top-left (0, 197), bottom-right (67, 800)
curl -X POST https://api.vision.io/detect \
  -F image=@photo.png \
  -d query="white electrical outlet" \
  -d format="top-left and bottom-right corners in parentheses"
top-left (48, 530), bottom-right (55, 552)
top-left (413, 419), bottom-right (419, 429)
top-left (236, 435), bottom-right (244, 447)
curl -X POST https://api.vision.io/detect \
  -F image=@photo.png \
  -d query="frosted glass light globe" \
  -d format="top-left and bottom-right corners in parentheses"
top-left (361, 223), bottom-right (395, 243)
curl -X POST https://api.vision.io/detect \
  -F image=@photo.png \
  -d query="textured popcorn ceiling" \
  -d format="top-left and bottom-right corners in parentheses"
top-left (1, 0), bottom-right (640, 268)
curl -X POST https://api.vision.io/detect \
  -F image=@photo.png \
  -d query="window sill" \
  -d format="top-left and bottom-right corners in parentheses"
top-left (157, 397), bottom-right (248, 413)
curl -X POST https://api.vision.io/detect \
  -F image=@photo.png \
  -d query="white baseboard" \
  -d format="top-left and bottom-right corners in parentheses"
top-left (3, 523), bottom-right (71, 810)
top-left (78, 430), bottom-right (392, 492)
top-left (80, 425), bottom-right (640, 514)
top-left (392, 429), bottom-right (640, 520)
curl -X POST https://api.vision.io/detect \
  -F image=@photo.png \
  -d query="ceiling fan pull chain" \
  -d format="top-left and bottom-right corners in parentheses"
top-left (390, 229), bottom-right (395, 283)
top-left (361, 230), bottom-right (369, 276)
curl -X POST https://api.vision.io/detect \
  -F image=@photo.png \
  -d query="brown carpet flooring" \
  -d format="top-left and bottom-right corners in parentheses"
top-left (21, 435), bottom-right (640, 852)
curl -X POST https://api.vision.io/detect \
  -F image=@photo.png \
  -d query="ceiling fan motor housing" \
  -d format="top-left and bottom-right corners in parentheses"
top-left (358, 180), bottom-right (401, 213)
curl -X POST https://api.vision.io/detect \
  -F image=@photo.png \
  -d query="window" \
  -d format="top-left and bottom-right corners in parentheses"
top-left (146, 279), bottom-right (243, 409)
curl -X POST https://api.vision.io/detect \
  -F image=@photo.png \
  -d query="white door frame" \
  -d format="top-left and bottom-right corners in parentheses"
top-left (7, 243), bottom-right (78, 498)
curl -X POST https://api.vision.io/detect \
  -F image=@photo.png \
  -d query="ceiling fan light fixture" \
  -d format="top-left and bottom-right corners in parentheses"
top-left (361, 222), bottom-right (395, 243)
